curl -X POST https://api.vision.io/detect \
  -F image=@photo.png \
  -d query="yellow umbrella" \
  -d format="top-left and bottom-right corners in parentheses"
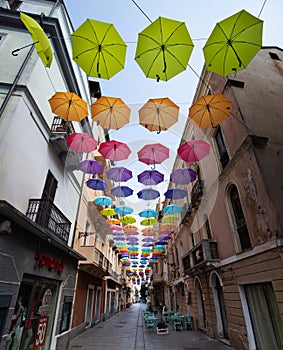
top-left (140, 218), bottom-right (158, 226)
top-left (161, 215), bottom-right (179, 223)
top-left (120, 215), bottom-right (136, 225)
top-left (19, 12), bottom-right (53, 67)
top-left (100, 208), bottom-right (117, 216)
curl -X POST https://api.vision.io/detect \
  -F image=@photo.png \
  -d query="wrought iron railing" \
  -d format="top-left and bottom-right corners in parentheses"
top-left (50, 117), bottom-right (75, 136)
top-left (26, 199), bottom-right (71, 243)
top-left (191, 180), bottom-right (204, 208)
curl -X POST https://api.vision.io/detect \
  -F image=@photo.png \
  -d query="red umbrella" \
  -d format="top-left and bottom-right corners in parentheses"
top-left (66, 132), bottom-right (97, 153)
top-left (98, 140), bottom-right (131, 161)
top-left (137, 143), bottom-right (169, 166)
top-left (177, 140), bottom-right (210, 163)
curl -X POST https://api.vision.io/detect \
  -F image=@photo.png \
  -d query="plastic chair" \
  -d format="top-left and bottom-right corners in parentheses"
top-left (144, 316), bottom-right (156, 331)
top-left (183, 315), bottom-right (193, 330)
top-left (173, 315), bottom-right (182, 331)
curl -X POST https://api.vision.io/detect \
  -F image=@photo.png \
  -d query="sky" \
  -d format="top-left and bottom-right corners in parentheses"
top-left (63, 0), bottom-right (283, 218)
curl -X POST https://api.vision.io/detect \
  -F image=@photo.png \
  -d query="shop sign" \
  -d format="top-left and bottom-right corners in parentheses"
top-left (34, 316), bottom-right (49, 348)
top-left (35, 251), bottom-right (64, 274)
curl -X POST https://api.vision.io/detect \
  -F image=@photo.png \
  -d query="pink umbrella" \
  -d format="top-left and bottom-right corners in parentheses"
top-left (137, 143), bottom-right (169, 166)
top-left (66, 132), bottom-right (97, 153)
top-left (177, 140), bottom-right (210, 163)
top-left (98, 140), bottom-right (131, 161)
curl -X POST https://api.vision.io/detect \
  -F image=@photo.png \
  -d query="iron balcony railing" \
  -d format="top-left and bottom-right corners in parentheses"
top-left (50, 117), bottom-right (75, 136)
top-left (26, 199), bottom-right (71, 243)
top-left (181, 180), bottom-right (204, 224)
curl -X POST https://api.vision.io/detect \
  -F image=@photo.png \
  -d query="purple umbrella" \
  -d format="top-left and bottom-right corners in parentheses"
top-left (137, 169), bottom-right (164, 185)
top-left (142, 237), bottom-right (154, 242)
top-left (111, 185), bottom-right (133, 198)
top-left (170, 168), bottom-right (197, 185)
top-left (164, 188), bottom-right (187, 199)
top-left (106, 167), bottom-right (133, 182)
top-left (86, 178), bottom-right (107, 191)
top-left (137, 188), bottom-right (160, 200)
top-left (78, 159), bottom-right (104, 174)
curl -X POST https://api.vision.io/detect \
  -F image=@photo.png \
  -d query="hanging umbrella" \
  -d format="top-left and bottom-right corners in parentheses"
top-left (177, 140), bottom-right (210, 163)
top-left (137, 143), bottom-right (169, 166)
top-left (139, 97), bottom-right (179, 133)
top-left (71, 19), bottom-right (127, 79)
top-left (107, 218), bottom-right (120, 225)
top-left (124, 225), bottom-right (138, 232)
top-left (141, 227), bottom-right (156, 236)
top-left (66, 133), bottom-right (97, 153)
top-left (142, 237), bottom-right (154, 243)
top-left (140, 218), bottom-right (158, 226)
top-left (137, 188), bottom-right (160, 201)
top-left (111, 185), bottom-right (133, 198)
top-left (114, 205), bottom-right (133, 216)
top-left (170, 168), bottom-right (197, 185)
top-left (98, 140), bottom-right (131, 161)
top-left (91, 96), bottom-right (131, 130)
top-left (137, 170), bottom-right (164, 186)
top-left (203, 9), bottom-right (263, 77)
top-left (163, 204), bottom-right (182, 215)
top-left (135, 16), bottom-right (194, 82)
top-left (159, 223), bottom-right (176, 235)
top-left (78, 159), bottom-right (103, 174)
top-left (48, 92), bottom-right (88, 122)
top-left (164, 188), bottom-right (187, 200)
top-left (86, 178), bottom-right (107, 191)
top-left (161, 215), bottom-right (179, 223)
top-left (139, 209), bottom-right (158, 218)
top-left (18, 12), bottom-right (53, 67)
top-left (106, 167), bottom-right (132, 182)
top-left (189, 94), bottom-right (232, 128)
top-left (110, 224), bottom-right (124, 231)
top-left (100, 208), bottom-right (116, 216)
top-left (94, 196), bottom-right (113, 206)
top-left (120, 215), bottom-right (136, 225)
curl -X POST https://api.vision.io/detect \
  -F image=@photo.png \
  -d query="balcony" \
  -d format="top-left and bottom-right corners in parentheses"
top-left (182, 239), bottom-right (220, 276)
top-left (181, 180), bottom-right (204, 224)
top-left (78, 246), bottom-right (111, 278)
top-left (26, 199), bottom-right (71, 243)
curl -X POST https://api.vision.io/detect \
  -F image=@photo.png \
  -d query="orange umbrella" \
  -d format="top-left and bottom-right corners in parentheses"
top-left (124, 224), bottom-right (138, 232)
top-left (107, 218), bottom-right (121, 225)
top-left (139, 97), bottom-right (179, 133)
top-left (189, 93), bottom-right (232, 128)
top-left (91, 96), bottom-right (131, 130)
top-left (48, 92), bottom-right (88, 122)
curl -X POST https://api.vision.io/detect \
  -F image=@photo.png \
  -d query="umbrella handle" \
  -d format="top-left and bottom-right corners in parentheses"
top-left (11, 41), bottom-right (39, 56)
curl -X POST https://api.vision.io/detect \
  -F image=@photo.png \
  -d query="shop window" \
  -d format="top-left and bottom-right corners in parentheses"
top-left (0, 295), bottom-right (12, 341)
top-left (215, 127), bottom-right (229, 170)
top-left (60, 296), bottom-right (73, 333)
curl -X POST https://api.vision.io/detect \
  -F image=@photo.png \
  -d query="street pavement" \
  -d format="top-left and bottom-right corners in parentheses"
top-left (68, 303), bottom-right (233, 350)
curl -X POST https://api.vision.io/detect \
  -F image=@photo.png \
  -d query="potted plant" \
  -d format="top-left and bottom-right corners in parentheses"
top-left (156, 317), bottom-right (168, 335)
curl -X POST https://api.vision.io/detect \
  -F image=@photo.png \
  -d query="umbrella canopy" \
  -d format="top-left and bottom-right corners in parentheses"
top-left (86, 178), bottom-right (107, 191)
top-left (203, 10), bottom-right (263, 76)
top-left (107, 218), bottom-right (121, 225)
top-left (106, 167), bottom-right (132, 182)
top-left (170, 168), bottom-right (197, 185)
top-left (66, 133), bottom-right (97, 153)
top-left (139, 97), bottom-right (179, 133)
top-left (94, 196), bottom-right (113, 206)
top-left (120, 215), bottom-right (136, 225)
top-left (137, 170), bottom-right (164, 186)
top-left (139, 209), bottom-right (158, 218)
top-left (164, 188), bottom-right (187, 200)
top-left (78, 159), bottom-right (103, 174)
top-left (114, 205), bottom-right (133, 216)
top-left (98, 140), bottom-right (131, 161)
top-left (161, 215), bottom-right (179, 223)
top-left (71, 19), bottom-right (127, 79)
top-left (189, 94), bottom-right (232, 128)
top-left (111, 185), bottom-right (133, 198)
top-left (110, 225), bottom-right (124, 231)
top-left (20, 12), bottom-right (53, 67)
top-left (140, 218), bottom-right (158, 226)
top-left (91, 96), bottom-right (131, 130)
top-left (141, 227), bottom-right (156, 236)
top-left (177, 140), bottom-right (210, 163)
top-left (124, 225), bottom-right (138, 232)
top-left (135, 16), bottom-right (194, 82)
top-left (137, 188), bottom-right (160, 201)
top-left (137, 143), bottom-right (169, 166)
top-left (48, 92), bottom-right (88, 122)
top-left (100, 208), bottom-right (116, 216)
top-left (163, 204), bottom-right (182, 215)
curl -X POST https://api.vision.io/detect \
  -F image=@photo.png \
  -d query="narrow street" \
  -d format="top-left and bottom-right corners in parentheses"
top-left (68, 303), bottom-right (233, 350)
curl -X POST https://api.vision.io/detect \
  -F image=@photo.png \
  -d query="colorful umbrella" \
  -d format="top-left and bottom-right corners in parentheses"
top-left (139, 97), bottom-right (179, 133)
top-left (137, 188), bottom-right (160, 201)
top-left (135, 16), bottom-right (194, 81)
top-left (163, 204), bottom-right (182, 215)
top-left (66, 133), bottom-right (97, 153)
top-left (107, 218), bottom-right (121, 225)
top-left (114, 205), bottom-right (133, 216)
top-left (98, 140), bottom-right (131, 161)
top-left (140, 218), bottom-right (158, 226)
top-left (71, 19), bottom-right (127, 79)
top-left (164, 188), bottom-right (187, 200)
top-left (100, 208), bottom-right (116, 216)
top-left (78, 159), bottom-right (103, 174)
top-left (86, 178), bottom-right (107, 191)
top-left (203, 10), bottom-right (263, 76)
top-left (139, 209), bottom-right (158, 218)
top-left (137, 143), bottom-right (169, 166)
top-left (177, 140), bottom-right (210, 163)
top-left (48, 92), bottom-right (88, 122)
top-left (106, 167), bottom-right (132, 182)
top-left (170, 168), bottom-right (197, 185)
top-left (111, 185), bottom-right (133, 198)
top-left (161, 215), bottom-right (179, 223)
top-left (91, 96), bottom-right (131, 130)
top-left (94, 196), bottom-right (113, 206)
top-left (124, 225), bottom-right (138, 232)
top-left (141, 227), bottom-right (156, 236)
top-left (110, 225), bottom-right (124, 231)
top-left (19, 12), bottom-right (53, 67)
top-left (137, 170), bottom-right (164, 186)
top-left (189, 94), bottom-right (232, 128)
top-left (120, 215), bottom-right (136, 225)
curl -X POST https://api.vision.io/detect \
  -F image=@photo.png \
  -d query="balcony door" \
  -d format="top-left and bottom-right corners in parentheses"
top-left (195, 278), bottom-right (206, 329)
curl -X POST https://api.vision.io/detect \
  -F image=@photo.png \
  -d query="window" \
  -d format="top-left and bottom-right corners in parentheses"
top-left (9, 0), bottom-right (23, 10)
top-left (230, 185), bottom-right (251, 251)
top-left (215, 127), bottom-right (229, 169)
top-left (83, 220), bottom-right (90, 246)
top-left (204, 214), bottom-right (212, 239)
top-left (60, 296), bottom-right (73, 333)
top-left (269, 52), bottom-right (280, 60)
top-left (190, 231), bottom-right (195, 247)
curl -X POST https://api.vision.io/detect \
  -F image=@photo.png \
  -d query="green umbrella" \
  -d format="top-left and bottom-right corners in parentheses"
top-left (71, 19), bottom-right (127, 79)
top-left (135, 17), bottom-right (194, 82)
top-left (203, 10), bottom-right (263, 77)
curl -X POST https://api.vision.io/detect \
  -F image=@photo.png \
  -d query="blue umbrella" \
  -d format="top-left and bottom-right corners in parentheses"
top-left (111, 185), bottom-right (133, 198)
top-left (115, 205), bottom-right (134, 215)
top-left (164, 188), bottom-right (187, 200)
top-left (94, 196), bottom-right (113, 206)
top-left (137, 188), bottom-right (160, 200)
top-left (86, 178), bottom-right (107, 191)
top-left (163, 204), bottom-right (182, 214)
top-left (139, 208), bottom-right (158, 218)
